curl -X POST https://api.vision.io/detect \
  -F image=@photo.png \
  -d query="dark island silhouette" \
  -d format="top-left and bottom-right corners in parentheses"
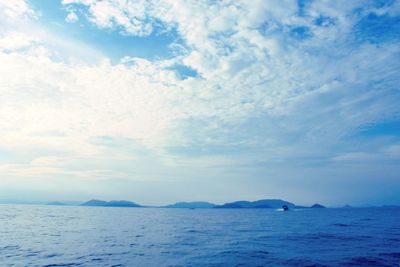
top-left (310, 203), bottom-right (326, 208)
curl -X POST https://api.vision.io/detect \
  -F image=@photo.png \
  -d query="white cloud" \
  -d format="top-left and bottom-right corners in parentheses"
top-left (62, 0), bottom-right (154, 36)
top-left (0, 53), bottom-right (179, 148)
top-left (0, 0), bottom-right (35, 20)
top-left (2, 1), bottom-right (399, 155)
top-left (0, 31), bottom-right (36, 50)
top-left (0, 24), bottom-right (104, 64)
top-left (0, 1), bottom-right (399, 203)
top-left (65, 10), bottom-right (79, 23)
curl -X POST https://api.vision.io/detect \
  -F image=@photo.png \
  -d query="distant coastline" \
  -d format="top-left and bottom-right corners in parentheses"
top-left (1, 198), bottom-right (399, 209)
top-left (69, 199), bottom-right (327, 209)
top-left (0, 198), bottom-right (336, 209)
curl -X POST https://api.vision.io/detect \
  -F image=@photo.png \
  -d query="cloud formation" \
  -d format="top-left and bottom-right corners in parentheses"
top-left (0, 0), bottom-right (399, 204)
top-left (0, 0), bottom-right (35, 19)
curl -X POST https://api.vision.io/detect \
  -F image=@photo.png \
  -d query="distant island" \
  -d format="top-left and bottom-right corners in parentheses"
top-left (77, 199), bottom-right (325, 209)
top-left (9, 198), bottom-right (400, 209)
top-left (310, 203), bottom-right (326, 208)
top-left (1, 198), bottom-right (399, 209)
top-left (81, 199), bottom-right (141, 207)
top-left (214, 199), bottom-right (302, 209)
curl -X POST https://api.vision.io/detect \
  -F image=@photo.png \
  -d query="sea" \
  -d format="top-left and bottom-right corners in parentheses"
top-left (0, 205), bottom-right (399, 267)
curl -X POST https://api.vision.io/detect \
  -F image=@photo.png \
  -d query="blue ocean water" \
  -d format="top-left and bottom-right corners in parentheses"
top-left (0, 205), bottom-right (399, 267)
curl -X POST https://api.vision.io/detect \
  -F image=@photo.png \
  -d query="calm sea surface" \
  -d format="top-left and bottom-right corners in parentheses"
top-left (0, 205), bottom-right (399, 267)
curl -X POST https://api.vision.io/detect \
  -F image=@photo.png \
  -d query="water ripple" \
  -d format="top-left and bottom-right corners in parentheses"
top-left (0, 205), bottom-right (399, 266)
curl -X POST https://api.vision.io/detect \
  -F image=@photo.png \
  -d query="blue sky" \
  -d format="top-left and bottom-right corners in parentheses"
top-left (30, 0), bottom-right (181, 62)
top-left (0, 0), bottom-right (399, 206)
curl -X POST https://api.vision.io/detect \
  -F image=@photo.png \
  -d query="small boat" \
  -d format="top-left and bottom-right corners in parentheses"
top-left (282, 205), bottom-right (289, 211)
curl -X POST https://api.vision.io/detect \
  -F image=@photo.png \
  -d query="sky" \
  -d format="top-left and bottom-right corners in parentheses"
top-left (0, 0), bottom-right (399, 206)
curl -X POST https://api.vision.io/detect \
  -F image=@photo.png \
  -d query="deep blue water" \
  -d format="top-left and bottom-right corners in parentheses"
top-left (0, 205), bottom-right (399, 267)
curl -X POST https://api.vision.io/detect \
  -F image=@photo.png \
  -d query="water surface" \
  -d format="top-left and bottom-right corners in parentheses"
top-left (0, 205), bottom-right (399, 266)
